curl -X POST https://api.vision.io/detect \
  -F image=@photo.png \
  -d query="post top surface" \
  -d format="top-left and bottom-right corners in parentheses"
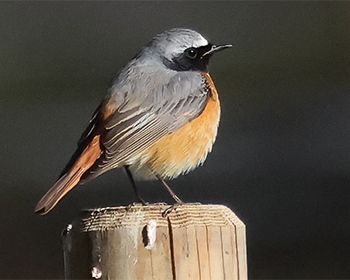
top-left (78, 203), bottom-right (244, 231)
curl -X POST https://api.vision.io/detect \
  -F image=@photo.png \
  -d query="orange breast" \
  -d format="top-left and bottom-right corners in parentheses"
top-left (140, 73), bottom-right (220, 179)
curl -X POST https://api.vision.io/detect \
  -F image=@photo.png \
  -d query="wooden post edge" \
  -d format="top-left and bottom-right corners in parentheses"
top-left (62, 203), bottom-right (247, 280)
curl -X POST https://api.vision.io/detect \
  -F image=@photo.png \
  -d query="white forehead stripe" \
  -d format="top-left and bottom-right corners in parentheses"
top-left (148, 28), bottom-right (210, 59)
top-left (193, 37), bottom-right (208, 48)
top-left (165, 35), bottom-right (208, 57)
top-left (165, 36), bottom-right (208, 57)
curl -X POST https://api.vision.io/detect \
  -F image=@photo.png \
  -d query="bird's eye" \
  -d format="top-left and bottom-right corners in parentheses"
top-left (185, 48), bottom-right (197, 59)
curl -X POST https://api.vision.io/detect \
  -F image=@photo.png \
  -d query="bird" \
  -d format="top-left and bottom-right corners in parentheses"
top-left (35, 28), bottom-right (232, 215)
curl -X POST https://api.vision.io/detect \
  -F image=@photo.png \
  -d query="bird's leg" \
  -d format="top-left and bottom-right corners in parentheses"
top-left (157, 175), bottom-right (183, 217)
top-left (155, 174), bottom-right (183, 204)
top-left (124, 166), bottom-right (147, 205)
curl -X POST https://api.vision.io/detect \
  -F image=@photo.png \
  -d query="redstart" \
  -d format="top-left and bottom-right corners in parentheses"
top-left (35, 28), bottom-right (232, 215)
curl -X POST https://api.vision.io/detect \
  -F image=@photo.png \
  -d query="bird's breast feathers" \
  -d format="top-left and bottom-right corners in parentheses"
top-left (130, 72), bottom-right (221, 180)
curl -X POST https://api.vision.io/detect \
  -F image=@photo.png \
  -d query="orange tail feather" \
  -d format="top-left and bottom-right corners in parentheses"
top-left (35, 135), bottom-right (102, 215)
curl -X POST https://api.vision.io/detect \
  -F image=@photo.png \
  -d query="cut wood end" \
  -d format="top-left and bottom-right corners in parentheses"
top-left (79, 203), bottom-right (245, 232)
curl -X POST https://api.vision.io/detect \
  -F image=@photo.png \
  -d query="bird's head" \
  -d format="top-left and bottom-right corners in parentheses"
top-left (143, 28), bottom-right (232, 72)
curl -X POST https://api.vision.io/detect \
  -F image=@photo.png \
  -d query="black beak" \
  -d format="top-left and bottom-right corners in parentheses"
top-left (201, 44), bottom-right (233, 57)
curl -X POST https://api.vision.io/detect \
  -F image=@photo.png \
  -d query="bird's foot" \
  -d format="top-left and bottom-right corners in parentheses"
top-left (162, 202), bottom-right (183, 217)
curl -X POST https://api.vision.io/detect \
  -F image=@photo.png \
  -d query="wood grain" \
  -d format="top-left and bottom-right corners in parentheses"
top-left (63, 203), bottom-right (247, 280)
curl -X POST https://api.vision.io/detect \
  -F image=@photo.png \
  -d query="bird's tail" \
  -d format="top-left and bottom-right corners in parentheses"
top-left (34, 169), bottom-right (85, 215)
top-left (35, 135), bottom-right (102, 215)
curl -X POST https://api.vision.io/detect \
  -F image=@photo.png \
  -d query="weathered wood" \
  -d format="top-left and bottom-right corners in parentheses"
top-left (63, 203), bottom-right (247, 280)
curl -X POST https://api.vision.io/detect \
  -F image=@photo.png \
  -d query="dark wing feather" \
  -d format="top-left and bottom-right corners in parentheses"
top-left (59, 104), bottom-right (103, 177)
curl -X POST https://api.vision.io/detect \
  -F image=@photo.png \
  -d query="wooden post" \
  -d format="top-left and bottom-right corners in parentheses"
top-left (62, 203), bottom-right (247, 280)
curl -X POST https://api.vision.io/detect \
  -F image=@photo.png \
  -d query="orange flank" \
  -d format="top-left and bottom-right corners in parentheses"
top-left (143, 73), bottom-right (220, 179)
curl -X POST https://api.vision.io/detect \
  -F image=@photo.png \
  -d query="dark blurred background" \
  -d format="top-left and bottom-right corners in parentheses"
top-left (1, 2), bottom-right (350, 279)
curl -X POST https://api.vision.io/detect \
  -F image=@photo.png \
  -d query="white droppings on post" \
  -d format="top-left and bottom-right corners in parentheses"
top-left (145, 219), bottom-right (157, 250)
top-left (62, 224), bottom-right (73, 252)
top-left (91, 266), bottom-right (102, 279)
top-left (66, 224), bottom-right (72, 232)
